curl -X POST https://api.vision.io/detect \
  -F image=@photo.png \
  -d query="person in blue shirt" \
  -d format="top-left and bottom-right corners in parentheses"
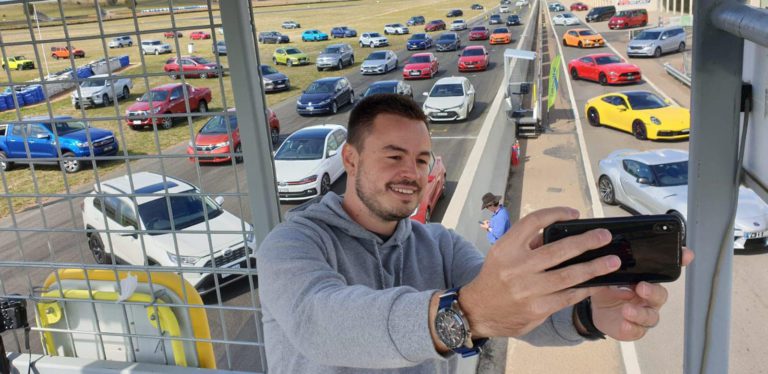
top-left (480, 192), bottom-right (511, 245)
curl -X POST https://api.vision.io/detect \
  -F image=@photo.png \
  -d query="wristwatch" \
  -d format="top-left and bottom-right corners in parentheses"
top-left (434, 288), bottom-right (488, 357)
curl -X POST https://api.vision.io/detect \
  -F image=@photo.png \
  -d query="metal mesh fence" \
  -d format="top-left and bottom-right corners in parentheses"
top-left (0, 0), bottom-right (267, 371)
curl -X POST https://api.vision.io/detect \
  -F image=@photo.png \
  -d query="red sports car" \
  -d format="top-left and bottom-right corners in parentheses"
top-left (468, 26), bottom-right (490, 40)
top-left (402, 53), bottom-right (439, 79)
top-left (410, 155), bottom-right (446, 223)
top-left (187, 108), bottom-right (281, 163)
top-left (164, 31), bottom-right (183, 38)
top-left (190, 31), bottom-right (211, 40)
top-left (163, 56), bottom-right (222, 79)
top-left (570, 2), bottom-right (588, 10)
top-left (425, 20), bottom-right (446, 32)
top-left (458, 45), bottom-right (489, 72)
top-left (567, 53), bottom-right (642, 85)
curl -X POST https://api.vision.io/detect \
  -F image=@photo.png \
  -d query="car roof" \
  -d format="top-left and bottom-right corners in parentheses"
top-left (327, 43), bottom-right (350, 48)
top-left (644, 25), bottom-right (684, 32)
top-left (289, 124), bottom-right (345, 139)
top-left (411, 52), bottom-right (434, 57)
top-left (98, 172), bottom-right (194, 196)
top-left (22, 115), bottom-right (74, 121)
top-left (620, 149), bottom-right (689, 165)
top-left (464, 45), bottom-right (485, 50)
top-left (152, 83), bottom-right (184, 91)
top-left (312, 76), bottom-right (345, 83)
top-left (434, 76), bottom-right (468, 85)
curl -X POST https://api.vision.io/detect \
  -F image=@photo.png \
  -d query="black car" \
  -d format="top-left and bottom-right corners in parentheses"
top-left (260, 65), bottom-right (290, 93)
top-left (435, 32), bottom-right (461, 51)
top-left (258, 31), bottom-right (290, 44)
top-left (407, 15), bottom-right (426, 25)
top-left (471, 3), bottom-right (484, 10)
top-left (489, 14), bottom-right (503, 24)
top-left (506, 15), bottom-right (521, 26)
top-left (586, 5), bottom-right (616, 22)
top-left (362, 80), bottom-right (413, 99)
top-left (296, 77), bottom-right (354, 115)
top-left (446, 9), bottom-right (463, 17)
top-left (548, 2), bottom-right (565, 11)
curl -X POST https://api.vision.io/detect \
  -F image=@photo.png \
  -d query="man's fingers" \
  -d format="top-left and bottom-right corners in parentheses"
top-left (635, 281), bottom-right (668, 309)
top-left (534, 253), bottom-right (621, 294)
top-left (530, 287), bottom-right (597, 320)
top-left (531, 228), bottom-right (612, 271)
top-left (512, 207), bottom-right (580, 244)
top-left (682, 247), bottom-right (694, 266)
top-left (529, 233), bottom-right (544, 249)
top-left (623, 303), bottom-right (660, 329)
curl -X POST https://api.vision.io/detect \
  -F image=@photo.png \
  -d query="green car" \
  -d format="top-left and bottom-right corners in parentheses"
top-left (1, 55), bottom-right (35, 70)
top-left (272, 47), bottom-right (309, 67)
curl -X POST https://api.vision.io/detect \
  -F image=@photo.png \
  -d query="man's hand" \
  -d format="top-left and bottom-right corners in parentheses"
top-left (590, 247), bottom-right (694, 340)
top-left (459, 207), bottom-right (619, 338)
top-left (480, 220), bottom-right (490, 231)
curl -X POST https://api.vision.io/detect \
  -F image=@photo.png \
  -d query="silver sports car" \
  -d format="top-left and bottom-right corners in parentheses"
top-left (598, 148), bottom-right (768, 250)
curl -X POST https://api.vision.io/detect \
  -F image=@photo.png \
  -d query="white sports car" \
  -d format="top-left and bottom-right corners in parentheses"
top-left (422, 76), bottom-right (476, 122)
top-left (553, 13), bottom-right (581, 26)
top-left (598, 148), bottom-right (768, 250)
top-left (273, 124), bottom-right (347, 201)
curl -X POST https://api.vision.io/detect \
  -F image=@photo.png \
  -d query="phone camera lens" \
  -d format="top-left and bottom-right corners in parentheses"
top-left (662, 225), bottom-right (669, 231)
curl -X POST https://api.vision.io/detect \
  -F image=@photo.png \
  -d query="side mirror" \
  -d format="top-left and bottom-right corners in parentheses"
top-left (327, 149), bottom-right (338, 157)
top-left (422, 92), bottom-right (429, 97)
top-left (170, 96), bottom-right (179, 101)
top-left (135, 97), bottom-right (141, 101)
top-left (215, 196), bottom-right (225, 205)
top-left (35, 133), bottom-right (50, 139)
top-left (467, 89), bottom-right (475, 95)
top-left (637, 177), bottom-right (650, 185)
top-left (120, 232), bottom-right (138, 239)
top-left (618, 106), bottom-right (627, 111)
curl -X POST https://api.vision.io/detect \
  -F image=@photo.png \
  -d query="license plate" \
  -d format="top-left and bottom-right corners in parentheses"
top-left (434, 112), bottom-right (448, 117)
top-left (307, 106), bottom-right (313, 111)
top-left (103, 145), bottom-right (113, 152)
top-left (745, 231), bottom-right (766, 239)
top-left (221, 262), bottom-right (243, 279)
top-left (132, 120), bottom-right (142, 125)
top-left (278, 186), bottom-right (288, 193)
top-left (626, 75), bottom-right (635, 80)
top-left (275, 84), bottom-right (285, 88)
top-left (410, 71), bottom-right (420, 76)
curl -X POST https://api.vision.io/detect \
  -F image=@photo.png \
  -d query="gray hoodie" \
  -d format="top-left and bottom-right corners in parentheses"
top-left (256, 193), bottom-right (584, 373)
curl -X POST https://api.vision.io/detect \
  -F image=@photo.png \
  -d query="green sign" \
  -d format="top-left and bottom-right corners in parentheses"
top-left (547, 54), bottom-right (562, 111)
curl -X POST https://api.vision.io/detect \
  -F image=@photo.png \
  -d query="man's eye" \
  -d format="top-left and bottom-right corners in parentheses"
top-left (388, 156), bottom-right (401, 160)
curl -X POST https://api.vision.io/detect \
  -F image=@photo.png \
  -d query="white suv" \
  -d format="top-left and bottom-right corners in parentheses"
top-left (82, 172), bottom-right (256, 295)
top-left (384, 23), bottom-right (410, 35)
top-left (140, 40), bottom-right (172, 55)
top-left (109, 36), bottom-right (133, 48)
top-left (359, 32), bottom-right (389, 48)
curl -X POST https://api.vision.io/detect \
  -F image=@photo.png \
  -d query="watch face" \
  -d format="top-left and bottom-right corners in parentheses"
top-left (435, 309), bottom-right (467, 349)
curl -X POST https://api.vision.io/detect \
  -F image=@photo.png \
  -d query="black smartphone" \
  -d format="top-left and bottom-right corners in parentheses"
top-left (542, 214), bottom-right (682, 287)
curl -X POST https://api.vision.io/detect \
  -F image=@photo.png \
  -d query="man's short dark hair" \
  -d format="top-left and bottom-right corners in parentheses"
top-left (347, 93), bottom-right (429, 151)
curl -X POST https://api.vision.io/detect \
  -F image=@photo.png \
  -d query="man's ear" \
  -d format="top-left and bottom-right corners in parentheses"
top-left (341, 143), bottom-right (358, 175)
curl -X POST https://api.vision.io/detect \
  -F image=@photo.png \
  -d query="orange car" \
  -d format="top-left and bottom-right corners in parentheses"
top-left (50, 46), bottom-right (85, 59)
top-left (489, 27), bottom-right (512, 44)
top-left (562, 28), bottom-right (605, 48)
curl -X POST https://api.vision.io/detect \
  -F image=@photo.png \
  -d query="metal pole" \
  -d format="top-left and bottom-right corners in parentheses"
top-left (711, 2), bottom-right (768, 48)
top-left (33, 3), bottom-right (50, 78)
top-left (684, 0), bottom-right (744, 372)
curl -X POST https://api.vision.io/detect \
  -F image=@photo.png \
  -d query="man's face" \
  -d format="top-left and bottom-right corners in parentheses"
top-left (347, 113), bottom-right (432, 222)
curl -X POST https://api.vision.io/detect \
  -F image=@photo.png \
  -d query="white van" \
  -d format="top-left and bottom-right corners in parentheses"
top-left (627, 26), bottom-right (686, 57)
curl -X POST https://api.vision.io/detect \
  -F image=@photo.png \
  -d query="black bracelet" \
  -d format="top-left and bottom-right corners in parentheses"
top-left (575, 297), bottom-right (606, 340)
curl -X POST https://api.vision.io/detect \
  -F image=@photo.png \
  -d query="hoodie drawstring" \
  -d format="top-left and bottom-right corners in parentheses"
top-left (372, 239), bottom-right (387, 288)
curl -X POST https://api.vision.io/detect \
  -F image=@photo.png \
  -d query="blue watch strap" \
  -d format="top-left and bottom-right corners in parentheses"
top-left (437, 288), bottom-right (487, 357)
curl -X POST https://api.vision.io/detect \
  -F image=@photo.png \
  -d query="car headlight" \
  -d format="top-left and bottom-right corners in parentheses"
top-left (76, 141), bottom-right (90, 148)
top-left (188, 141), bottom-right (194, 147)
top-left (166, 251), bottom-right (201, 266)
top-left (289, 175), bottom-right (318, 185)
top-left (215, 141), bottom-right (230, 148)
top-left (650, 116), bottom-right (662, 125)
top-left (609, 71), bottom-right (618, 76)
top-left (297, 99), bottom-right (303, 105)
top-left (617, 20), bottom-right (624, 23)
top-left (152, 107), bottom-right (163, 113)
top-left (319, 98), bottom-right (331, 105)
top-left (444, 103), bottom-right (464, 110)
top-left (423, 104), bottom-right (437, 111)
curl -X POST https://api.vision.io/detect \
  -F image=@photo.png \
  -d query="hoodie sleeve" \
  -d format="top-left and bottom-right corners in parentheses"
top-left (257, 223), bottom-right (447, 369)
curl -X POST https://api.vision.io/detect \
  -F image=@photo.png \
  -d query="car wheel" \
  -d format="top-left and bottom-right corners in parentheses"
top-left (678, 42), bottom-right (686, 53)
top-left (161, 116), bottom-right (173, 130)
top-left (317, 66), bottom-right (323, 72)
top-left (272, 57), bottom-right (278, 65)
top-left (122, 86), bottom-right (130, 99)
top-left (349, 91), bottom-right (355, 105)
top-left (61, 152), bottom-right (81, 173)
top-left (320, 174), bottom-right (331, 195)
top-left (587, 107), bottom-right (601, 126)
top-left (337, 60), bottom-right (343, 70)
top-left (578, 41), bottom-right (583, 48)
top-left (271, 127), bottom-right (280, 147)
top-left (598, 73), bottom-right (608, 86)
top-left (598, 175), bottom-right (617, 205)
top-left (654, 47), bottom-right (662, 58)
top-left (199, 72), bottom-right (208, 79)
top-left (88, 233), bottom-right (111, 264)
top-left (234, 143), bottom-right (243, 164)
top-left (562, 38), bottom-right (567, 46)
top-left (287, 59), bottom-right (293, 67)
top-left (350, 55), bottom-right (355, 65)
top-left (198, 100), bottom-right (208, 113)
top-left (633, 120), bottom-right (648, 140)
top-left (360, 41), bottom-right (364, 47)
top-left (331, 100), bottom-right (338, 114)
top-left (74, 102), bottom-right (80, 110)
top-left (370, 42), bottom-right (375, 48)
top-left (128, 42), bottom-right (133, 47)
top-left (0, 151), bottom-right (13, 172)
top-left (439, 173), bottom-right (446, 198)
top-left (670, 211), bottom-right (687, 244)
top-left (570, 68), bottom-right (579, 80)
top-left (154, 49), bottom-right (160, 55)
top-left (102, 94), bottom-right (110, 106)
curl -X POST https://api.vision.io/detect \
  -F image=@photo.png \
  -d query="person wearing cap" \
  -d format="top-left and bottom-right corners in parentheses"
top-left (480, 192), bottom-right (511, 245)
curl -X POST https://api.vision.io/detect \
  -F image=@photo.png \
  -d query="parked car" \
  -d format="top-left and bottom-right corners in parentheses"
top-left (425, 20), bottom-right (447, 32)
top-left (272, 47), bottom-right (309, 66)
top-left (360, 50), bottom-right (398, 74)
top-left (141, 40), bottom-right (172, 55)
top-left (490, 27), bottom-right (512, 44)
top-left (570, 2), bottom-right (588, 10)
top-left (190, 31), bottom-right (211, 40)
top-left (562, 28), bottom-right (605, 48)
top-left (458, 45), bottom-right (490, 72)
top-left (258, 31), bottom-right (290, 44)
top-left (81, 172), bottom-right (257, 294)
top-left (274, 124), bottom-right (347, 201)
top-left (609, 9), bottom-right (648, 29)
top-left (597, 149), bottom-right (768, 250)
top-left (301, 29), bottom-right (329, 42)
top-left (446, 9), bottom-right (463, 17)
top-left (584, 90), bottom-right (690, 140)
top-left (361, 80), bottom-right (413, 99)
top-left (125, 83), bottom-right (212, 130)
top-left (260, 64), bottom-right (290, 93)
top-left (507, 14), bottom-right (522, 26)
top-left (359, 32), bottom-right (389, 48)
top-left (0, 116), bottom-right (118, 173)
top-left (188, 108), bottom-right (281, 163)
top-left (515, 0), bottom-right (530, 6)
top-left (410, 155), bottom-right (446, 223)
top-left (1, 55), bottom-right (34, 70)
top-left (489, 14), bottom-right (503, 24)
top-left (330, 26), bottom-right (357, 38)
top-left (471, 4), bottom-right (484, 10)
top-left (586, 5), bottom-right (616, 22)
top-left (281, 21), bottom-right (301, 29)
top-left (553, 12), bottom-right (581, 26)
top-left (499, 5), bottom-right (510, 12)
top-left (164, 56), bottom-right (223, 79)
top-left (422, 76), bottom-right (476, 122)
top-left (296, 77), bottom-right (355, 115)
top-left (71, 74), bottom-right (133, 109)
top-left (51, 46), bottom-right (85, 59)
top-left (449, 19), bottom-right (468, 31)
top-left (108, 36), bottom-right (133, 48)
top-left (384, 23), bottom-right (410, 35)
top-left (407, 15), bottom-right (426, 26)
top-left (406, 33), bottom-right (434, 50)
top-left (469, 26), bottom-right (490, 40)
top-left (163, 31), bottom-right (183, 38)
top-left (403, 52), bottom-right (439, 79)
top-left (549, 2), bottom-right (566, 11)
top-left (568, 53), bottom-right (641, 85)
top-left (213, 40), bottom-right (227, 55)
top-left (627, 26), bottom-right (686, 57)
top-left (435, 32), bottom-right (461, 52)
top-left (316, 43), bottom-right (355, 71)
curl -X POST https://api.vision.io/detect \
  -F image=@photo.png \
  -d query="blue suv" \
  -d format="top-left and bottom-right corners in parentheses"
top-left (296, 77), bottom-right (355, 116)
top-left (301, 29), bottom-right (329, 42)
top-left (407, 33), bottom-right (434, 50)
top-left (330, 26), bottom-right (357, 38)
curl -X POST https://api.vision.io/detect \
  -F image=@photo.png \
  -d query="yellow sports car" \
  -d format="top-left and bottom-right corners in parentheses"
top-left (562, 28), bottom-right (605, 48)
top-left (584, 91), bottom-right (690, 140)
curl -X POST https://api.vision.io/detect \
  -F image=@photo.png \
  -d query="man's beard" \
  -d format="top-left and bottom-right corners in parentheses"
top-left (355, 161), bottom-right (420, 222)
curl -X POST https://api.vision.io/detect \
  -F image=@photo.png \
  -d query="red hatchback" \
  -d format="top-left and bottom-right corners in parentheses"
top-left (468, 26), bottom-right (490, 41)
top-left (190, 31), bottom-right (211, 40)
top-left (570, 2), bottom-right (588, 10)
top-left (164, 31), bottom-right (183, 38)
top-left (164, 56), bottom-right (222, 79)
top-left (410, 155), bottom-right (446, 223)
top-left (188, 108), bottom-right (281, 163)
top-left (458, 45), bottom-right (489, 72)
top-left (425, 20), bottom-right (446, 32)
top-left (567, 53), bottom-right (642, 85)
top-left (403, 53), bottom-right (439, 79)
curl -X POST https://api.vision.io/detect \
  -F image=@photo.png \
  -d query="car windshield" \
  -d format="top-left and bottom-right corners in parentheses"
top-left (81, 79), bottom-right (106, 87)
top-left (139, 91), bottom-right (169, 102)
top-left (410, 34), bottom-right (427, 40)
top-left (305, 81), bottom-right (335, 94)
top-left (14, 56), bottom-right (26, 59)
top-left (462, 48), bottom-right (484, 56)
top-left (635, 31), bottom-right (660, 40)
top-left (274, 137), bottom-right (325, 160)
top-left (191, 57), bottom-right (211, 64)
top-left (491, 15), bottom-right (501, 19)
top-left (408, 55), bottom-right (430, 63)
top-left (452, 20), bottom-right (463, 24)
top-left (650, 161), bottom-right (688, 187)
top-left (392, 24), bottom-right (403, 27)
top-left (471, 27), bottom-right (487, 32)
top-left (148, 41), bottom-right (161, 45)
top-left (52, 121), bottom-right (88, 135)
top-left (562, 13), bottom-right (574, 18)
top-left (367, 52), bottom-right (387, 60)
top-left (595, 55), bottom-right (622, 65)
top-left (578, 30), bottom-right (597, 36)
top-left (493, 28), bottom-right (509, 34)
top-left (430, 83), bottom-right (464, 97)
top-left (285, 48), bottom-right (302, 55)
top-left (438, 34), bottom-right (456, 41)
top-left (364, 84), bottom-right (396, 96)
top-left (324, 47), bottom-right (341, 54)
top-left (261, 65), bottom-right (279, 75)
top-left (626, 92), bottom-right (668, 110)
top-left (617, 11), bottom-right (631, 16)
top-left (369, 32), bottom-right (382, 37)
top-left (139, 193), bottom-right (223, 233)
top-left (200, 115), bottom-right (237, 134)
